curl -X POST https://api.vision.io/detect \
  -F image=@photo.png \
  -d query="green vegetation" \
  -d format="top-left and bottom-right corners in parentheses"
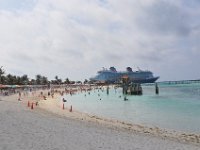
top-left (0, 67), bottom-right (75, 85)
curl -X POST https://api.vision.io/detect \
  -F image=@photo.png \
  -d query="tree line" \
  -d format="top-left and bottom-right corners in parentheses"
top-left (0, 66), bottom-right (74, 85)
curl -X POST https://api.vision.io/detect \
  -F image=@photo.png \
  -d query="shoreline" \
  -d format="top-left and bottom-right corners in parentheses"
top-left (36, 91), bottom-right (200, 145)
top-left (1, 87), bottom-right (200, 149)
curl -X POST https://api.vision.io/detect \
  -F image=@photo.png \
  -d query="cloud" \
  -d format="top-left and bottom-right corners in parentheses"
top-left (0, 0), bottom-right (200, 81)
top-left (136, 1), bottom-right (191, 36)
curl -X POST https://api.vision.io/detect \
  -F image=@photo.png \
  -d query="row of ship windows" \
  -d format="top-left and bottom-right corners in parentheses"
top-left (99, 74), bottom-right (152, 78)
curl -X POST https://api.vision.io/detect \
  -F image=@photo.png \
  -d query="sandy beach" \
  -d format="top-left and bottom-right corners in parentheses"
top-left (0, 90), bottom-right (200, 150)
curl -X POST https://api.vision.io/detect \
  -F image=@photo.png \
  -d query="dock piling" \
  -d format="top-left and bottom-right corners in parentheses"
top-left (155, 83), bottom-right (159, 95)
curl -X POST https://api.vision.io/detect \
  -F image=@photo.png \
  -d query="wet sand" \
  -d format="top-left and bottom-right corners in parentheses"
top-left (0, 91), bottom-right (199, 150)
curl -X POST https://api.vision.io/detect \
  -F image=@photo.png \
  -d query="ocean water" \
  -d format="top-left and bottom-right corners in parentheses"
top-left (64, 83), bottom-right (200, 133)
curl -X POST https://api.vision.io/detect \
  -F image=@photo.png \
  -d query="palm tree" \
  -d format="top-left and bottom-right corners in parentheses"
top-left (0, 76), bottom-right (6, 84)
top-left (16, 76), bottom-right (21, 85)
top-left (6, 74), bottom-right (14, 85)
top-left (21, 75), bottom-right (29, 85)
top-left (36, 74), bottom-right (42, 85)
top-left (12, 75), bottom-right (17, 85)
top-left (65, 78), bottom-right (70, 84)
top-left (0, 66), bottom-right (5, 84)
top-left (58, 79), bottom-right (62, 84)
top-left (55, 76), bottom-right (61, 84)
top-left (41, 76), bottom-right (48, 85)
top-left (55, 76), bottom-right (58, 81)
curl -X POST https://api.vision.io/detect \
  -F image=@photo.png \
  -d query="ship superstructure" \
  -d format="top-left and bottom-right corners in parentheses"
top-left (90, 67), bottom-right (159, 83)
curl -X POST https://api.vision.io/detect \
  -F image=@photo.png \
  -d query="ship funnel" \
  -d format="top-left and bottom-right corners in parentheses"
top-left (126, 67), bottom-right (133, 72)
top-left (110, 67), bottom-right (117, 72)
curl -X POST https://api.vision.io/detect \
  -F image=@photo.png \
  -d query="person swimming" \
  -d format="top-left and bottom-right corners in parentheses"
top-left (62, 98), bottom-right (67, 102)
top-left (124, 96), bottom-right (128, 101)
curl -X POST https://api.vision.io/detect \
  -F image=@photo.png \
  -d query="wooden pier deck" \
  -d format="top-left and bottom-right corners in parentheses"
top-left (158, 79), bottom-right (200, 85)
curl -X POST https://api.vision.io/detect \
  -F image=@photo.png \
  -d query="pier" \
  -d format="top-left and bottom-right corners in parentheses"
top-left (121, 76), bottom-right (142, 95)
top-left (158, 79), bottom-right (200, 85)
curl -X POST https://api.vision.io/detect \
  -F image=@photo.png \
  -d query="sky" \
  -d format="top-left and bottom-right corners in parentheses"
top-left (0, 0), bottom-right (200, 81)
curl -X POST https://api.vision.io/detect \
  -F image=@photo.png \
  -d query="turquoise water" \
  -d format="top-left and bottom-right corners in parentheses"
top-left (64, 83), bottom-right (200, 133)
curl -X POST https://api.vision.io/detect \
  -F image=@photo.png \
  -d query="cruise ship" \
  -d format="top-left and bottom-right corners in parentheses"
top-left (90, 67), bottom-right (159, 83)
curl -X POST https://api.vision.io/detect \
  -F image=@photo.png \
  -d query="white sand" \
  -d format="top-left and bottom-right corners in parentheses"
top-left (0, 94), bottom-right (199, 150)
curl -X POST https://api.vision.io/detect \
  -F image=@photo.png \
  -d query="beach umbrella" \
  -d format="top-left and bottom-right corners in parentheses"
top-left (0, 84), bottom-right (5, 88)
top-left (0, 84), bottom-right (9, 88)
top-left (5, 85), bottom-right (12, 88)
top-left (11, 85), bottom-right (16, 88)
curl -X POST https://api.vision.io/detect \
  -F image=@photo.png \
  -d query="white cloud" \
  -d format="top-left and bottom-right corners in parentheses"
top-left (0, 0), bottom-right (200, 81)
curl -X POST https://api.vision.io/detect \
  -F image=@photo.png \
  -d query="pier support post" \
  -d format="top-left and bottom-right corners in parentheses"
top-left (106, 86), bottom-right (109, 95)
top-left (155, 83), bottom-right (159, 95)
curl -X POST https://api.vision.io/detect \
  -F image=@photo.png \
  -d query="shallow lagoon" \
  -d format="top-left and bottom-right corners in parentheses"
top-left (64, 83), bottom-right (200, 133)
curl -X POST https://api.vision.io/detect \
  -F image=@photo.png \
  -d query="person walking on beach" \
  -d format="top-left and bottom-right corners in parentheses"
top-left (51, 92), bottom-right (54, 98)
top-left (18, 92), bottom-right (21, 101)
